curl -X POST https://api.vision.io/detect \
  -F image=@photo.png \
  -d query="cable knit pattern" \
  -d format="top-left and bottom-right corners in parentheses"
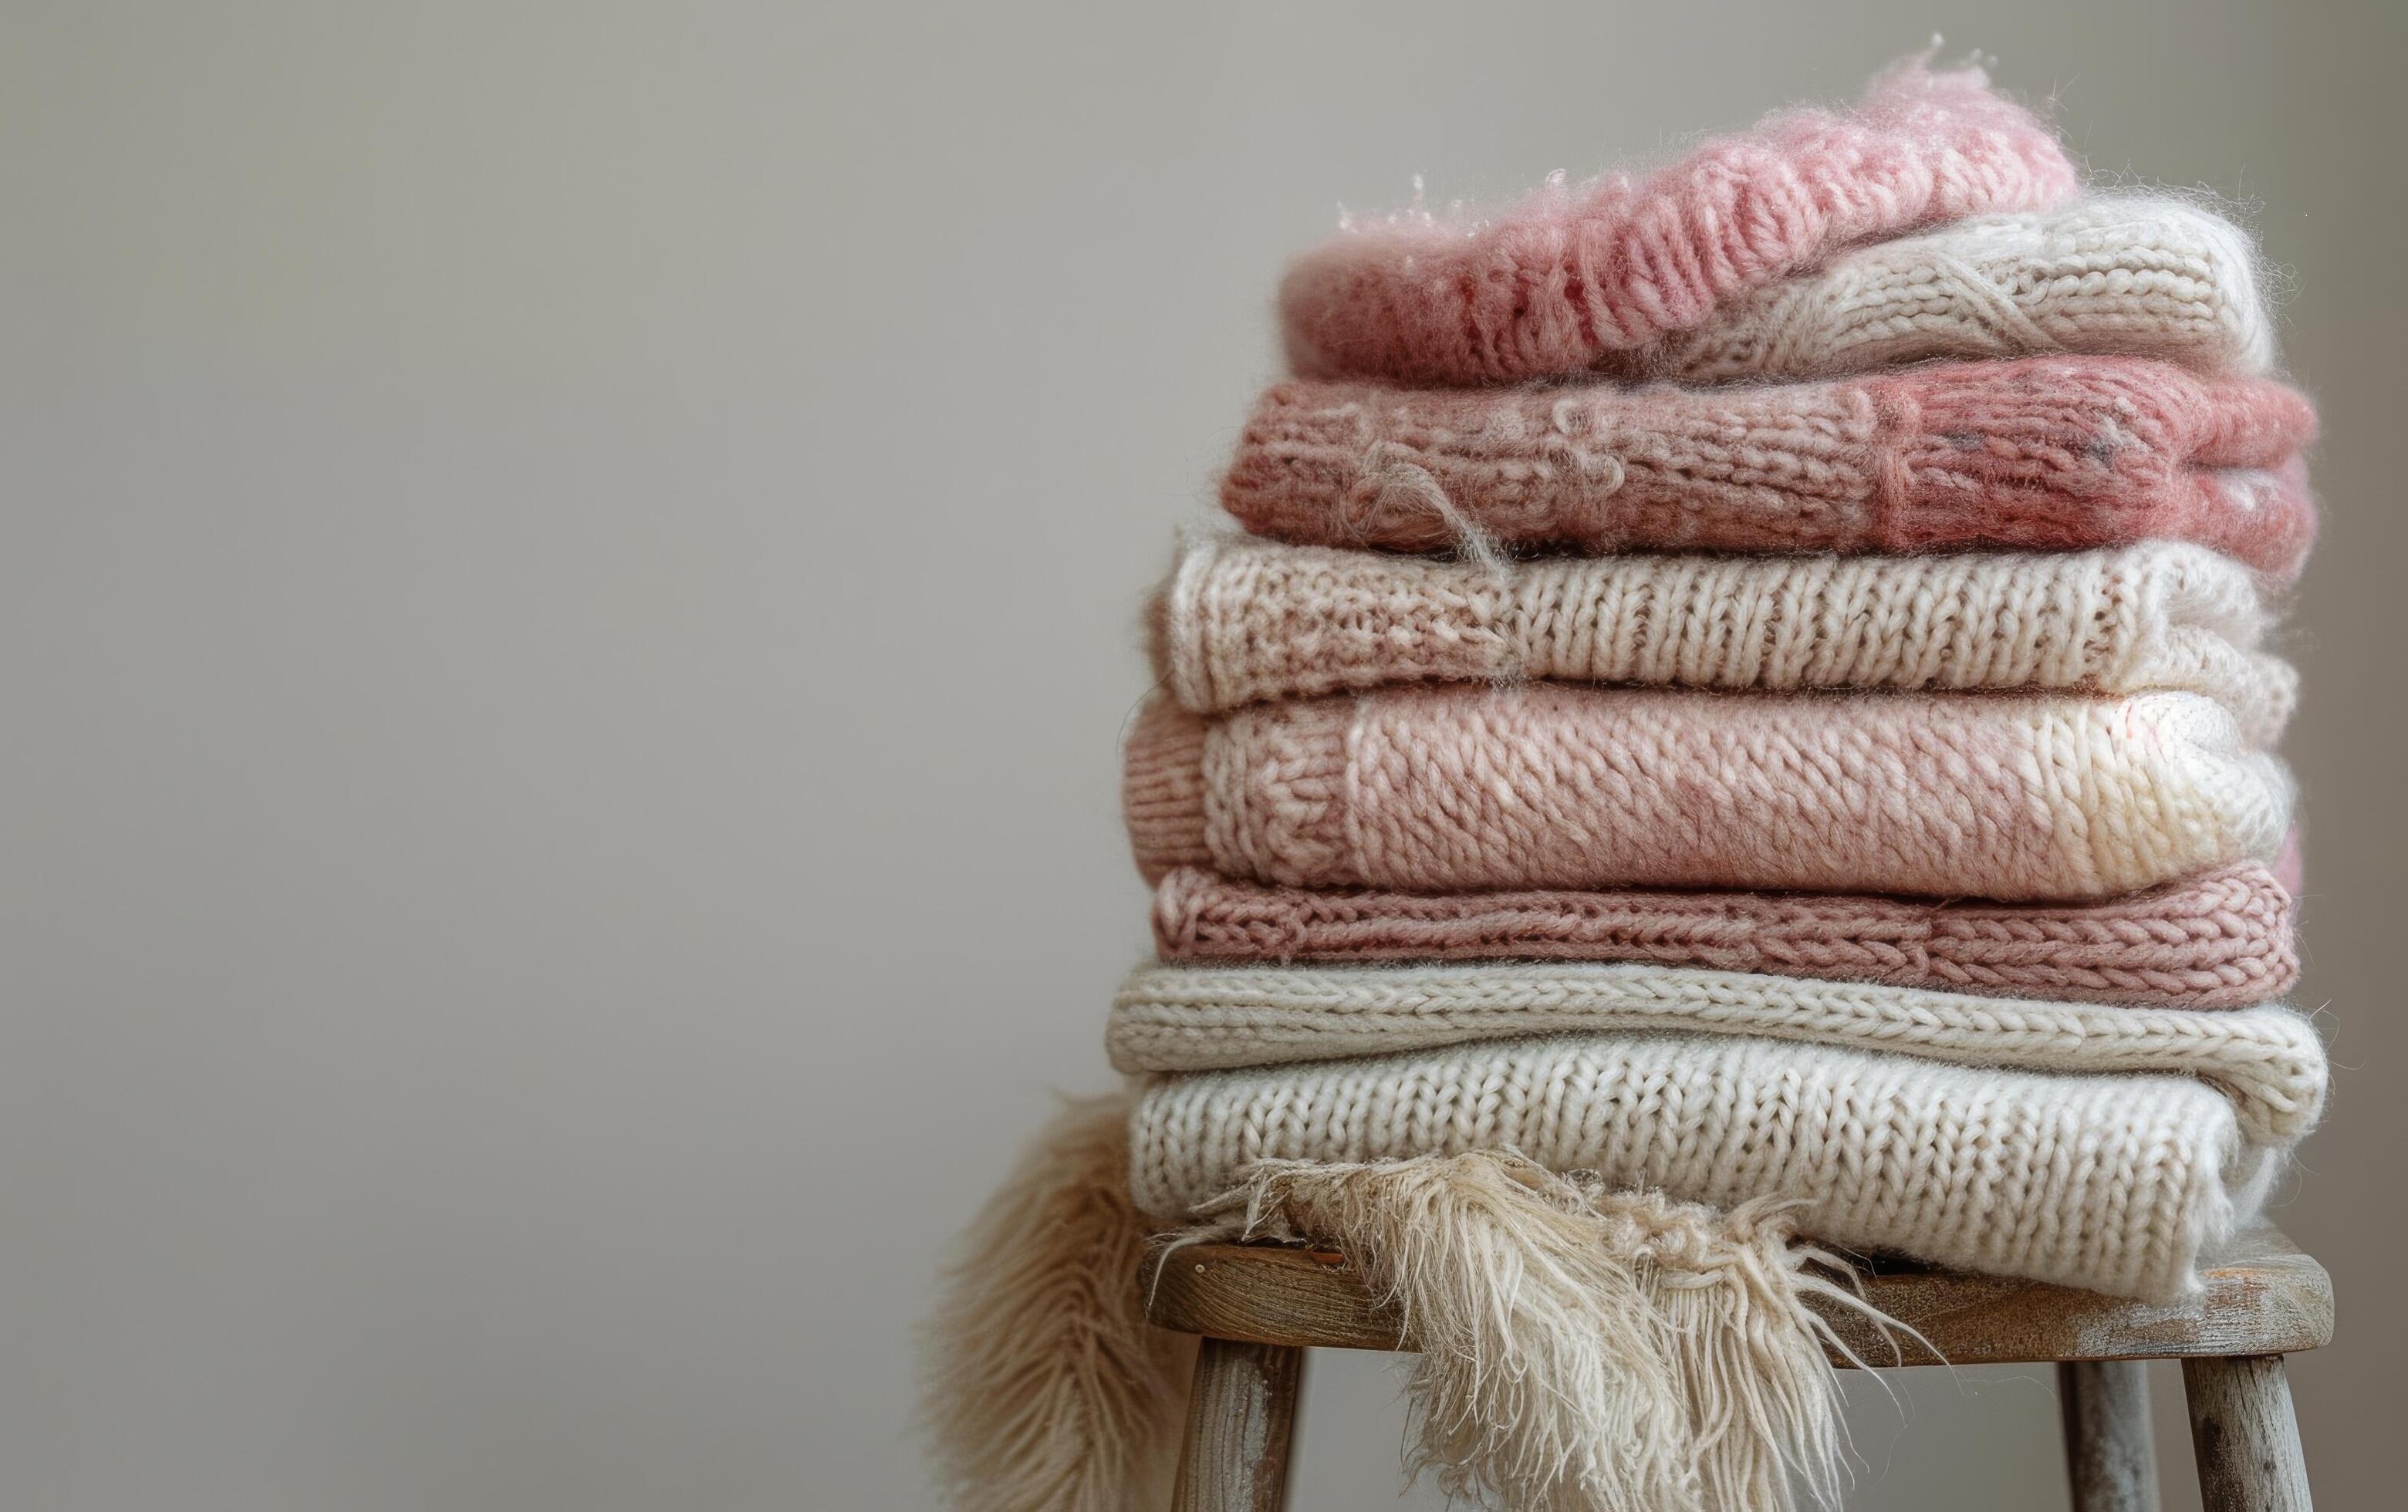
top-left (1150, 862), bottom-right (2298, 1008)
top-left (1125, 686), bottom-right (2292, 900)
top-left (1650, 198), bottom-right (2276, 380)
top-left (1279, 58), bottom-right (2079, 386)
top-left (1155, 535), bottom-right (2295, 741)
top-left (1108, 964), bottom-right (2326, 1140)
top-left (1127, 1034), bottom-right (2275, 1300)
top-left (1222, 357), bottom-right (2319, 578)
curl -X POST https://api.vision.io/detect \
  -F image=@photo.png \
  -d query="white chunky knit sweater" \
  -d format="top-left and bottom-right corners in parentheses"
top-left (1128, 1033), bottom-right (2282, 1300)
top-left (1154, 536), bottom-right (2295, 741)
top-left (1107, 962), bottom-right (2326, 1144)
top-left (1650, 197), bottom-right (2276, 380)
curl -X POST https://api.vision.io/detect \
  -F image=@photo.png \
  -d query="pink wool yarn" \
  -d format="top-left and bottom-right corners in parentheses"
top-left (1123, 686), bottom-right (2292, 901)
top-left (1223, 356), bottom-right (2318, 576)
top-left (1151, 862), bottom-right (2298, 1009)
top-left (1279, 56), bottom-right (2080, 386)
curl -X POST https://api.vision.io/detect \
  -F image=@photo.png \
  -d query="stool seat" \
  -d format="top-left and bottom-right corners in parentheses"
top-left (1145, 1220), bottom-right (2331, 1365)
top-left (1143, 1221), bottom-right (2330, 1510)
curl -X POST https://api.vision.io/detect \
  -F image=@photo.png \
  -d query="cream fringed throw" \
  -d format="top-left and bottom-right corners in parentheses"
top-left (1153, 535), bottom-right (2296, 741)
top-left (1178, 1152), bottom-right (1896, 1512)
top-left (923, 1092), bottom-right (1915, 1512)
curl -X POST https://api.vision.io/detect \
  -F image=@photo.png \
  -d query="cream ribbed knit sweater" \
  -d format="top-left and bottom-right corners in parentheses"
top-left (1649, 198), bottom-right (2275, 380)
top-left (1108, 962), bottom-right (2325, 1143)
top-left (1128, 1033), bottom-right (2281, 1300)
top-left (1153, 536), bottom-right (2295, 741)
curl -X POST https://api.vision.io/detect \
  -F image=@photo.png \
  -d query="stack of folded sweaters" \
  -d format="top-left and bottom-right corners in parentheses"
top-left (928, 55), bottom-right (2328, 1512)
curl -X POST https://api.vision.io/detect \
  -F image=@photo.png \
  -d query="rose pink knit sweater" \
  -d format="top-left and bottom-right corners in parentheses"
top-left (1280, 57), bottom-right (2080, 385)
top-left (1123, 687), bottom-right (2291, 901)
top-left (1222, 357), bottom-right (2318, 576)
top-left (1151, 862), bottom-right (2297, 1008)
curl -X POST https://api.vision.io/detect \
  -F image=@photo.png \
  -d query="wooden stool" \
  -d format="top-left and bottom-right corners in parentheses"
top-left (1146, 1222), bottom-right (2331, 1511)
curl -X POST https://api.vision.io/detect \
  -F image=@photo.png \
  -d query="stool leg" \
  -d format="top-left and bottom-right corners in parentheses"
top-left (2182, 1355), bottom-right (2312, 1512)
top-left (2058, 1359), bottom-right (2162, 1510)
top-left (1170, 1337), bottom-right (1305, 1512)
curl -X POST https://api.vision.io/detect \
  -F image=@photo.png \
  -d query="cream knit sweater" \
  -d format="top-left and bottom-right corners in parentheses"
top-left (1649, 198), bottom-right (2275, 380)
top-left (1127, 1033), bottom-right (2281, 1300)
top-left (1153, 535), bottom-right (2295, 741)
top-left (1107, 961), bottom-right (2326, 1144)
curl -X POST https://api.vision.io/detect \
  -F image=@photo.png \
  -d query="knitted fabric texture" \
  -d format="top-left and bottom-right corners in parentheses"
top-left (1155, 535), bottom-right (2295, 741)
top-left (1124, 687), bottom-right (2292, 900)
top-left (1152, 862), bottom-right (2298, 1008)
top-left (1648, 197), bottom-right (2276, 381)
top-left (1278, 56), bottom-right (2079, 385)
top-left (1221, 357), bottom-right (2318, 578)
top-left (1128, 1034), bottom-right (2281, 1301)
top-left (1107, 964), bottom-right (2327, 1142)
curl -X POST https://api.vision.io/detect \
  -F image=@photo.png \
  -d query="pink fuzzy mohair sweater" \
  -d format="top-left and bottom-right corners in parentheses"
top-left (1279, 57), bottom-right (2079, 386)
top-left (1222, 356), bottom-right (2318, 576)
top-left (1151, 862), bottom-right (2297, 1009)
top-left (1123, 687), bottom-right (2291, 901)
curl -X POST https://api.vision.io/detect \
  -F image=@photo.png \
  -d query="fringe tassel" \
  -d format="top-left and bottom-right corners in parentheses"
top-left (917, 1092), bottom-right (1195, 1512)
top-left (1173, 1148), bottom-right (1913, 1512)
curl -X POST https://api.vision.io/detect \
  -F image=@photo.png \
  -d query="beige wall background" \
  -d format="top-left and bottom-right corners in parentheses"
top-left (6, 1), bottom-right (2400, 1507)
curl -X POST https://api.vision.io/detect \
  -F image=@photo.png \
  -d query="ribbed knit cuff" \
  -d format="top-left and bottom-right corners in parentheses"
top-left (1122, 697), bottom-right (1210, 883)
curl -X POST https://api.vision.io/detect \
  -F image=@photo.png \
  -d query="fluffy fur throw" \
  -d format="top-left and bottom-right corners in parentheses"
top-left (1221, 356), bottom-right (2317, 577)
top-left (1153, 535), bottom-right (2295, 741)
top-left (919, 1095), bottom-right (1195, 1512)
top-left (1278, 56), bottom-right (2079, 385)
top-left (1124, 686), bottom-right (2291, 900)
top-left (1108, 962), bottom-right (2327, 1142)
top-left (1151, 861), bottom-right (2299, 1007)
top-left (1130, 1031), bottom-right (2287, 1301)
top-left (1646, 197), bottom-right (2275, 381)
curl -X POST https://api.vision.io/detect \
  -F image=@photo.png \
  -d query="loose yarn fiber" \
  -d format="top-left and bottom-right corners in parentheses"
top-left (1156, 535), bottom-right (2295, 740)
top-left (1152, 861), bottom-right (2299, 1007)
top-left (1125, 685), bottom-right (2293, 899)
top-left (1108, 962), bottom-right (2329, 1144)
top-left (1280, 55), bottom-right (2080, 385)
top-left (1223, 356), bottom-right (2317, 575)
top-left (1129, 1031), bottom-right (2280, 1301)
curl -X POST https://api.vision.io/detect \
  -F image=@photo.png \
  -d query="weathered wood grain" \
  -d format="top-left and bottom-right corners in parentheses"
top-left (1170, 1337), bottom-right (1304, 1512)
top-left (1143, 1223), bottom-right (2332, 1366)
top-left (2059, 1358), bottom-right (2163, 1510)
top-left (2183, 1355), bottom-right (2312, 1512)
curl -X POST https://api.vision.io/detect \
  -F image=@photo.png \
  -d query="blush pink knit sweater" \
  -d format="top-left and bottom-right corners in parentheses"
top-left (1222, 357), bottom-right (2318, 576)
top-left (1150, 862), bottom-right (2297, 1009)
top-left (1280, 57), bottom-right (2081, 385)
top-left (1123, 687), bottom-right (2292, 901)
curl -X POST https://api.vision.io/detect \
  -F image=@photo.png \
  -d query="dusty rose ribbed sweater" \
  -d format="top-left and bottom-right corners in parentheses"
top-left (1150, 862), bottom-right (2297, 1008)
top-left (1279, 56), bottom-right (2081, 385)
top-left (1221, 356), bottom-right (2318, 576)
top-left (1123, 686), bottom-right (2292, 901)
